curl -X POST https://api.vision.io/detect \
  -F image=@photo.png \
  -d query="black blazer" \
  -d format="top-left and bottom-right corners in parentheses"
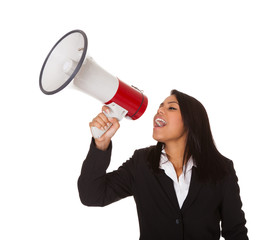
top-left (78, 140), bottom-right (248, 240)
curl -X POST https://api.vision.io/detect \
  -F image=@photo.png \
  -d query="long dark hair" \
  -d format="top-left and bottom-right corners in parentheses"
top-left (147, 89), bottom-right (230, 182)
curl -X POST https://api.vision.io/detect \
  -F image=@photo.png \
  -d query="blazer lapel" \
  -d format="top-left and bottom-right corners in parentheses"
top-left (181, 167), bottom-right (203, 213)
top-left (155, 169), bottom-right (180, 211)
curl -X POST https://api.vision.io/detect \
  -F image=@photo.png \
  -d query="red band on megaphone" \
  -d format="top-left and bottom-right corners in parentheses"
top-left (105, 79), bottom-right (148, 120)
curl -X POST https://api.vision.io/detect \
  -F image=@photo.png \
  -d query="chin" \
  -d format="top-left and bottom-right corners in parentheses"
top-left (152, 131), bottom-right (165, 143)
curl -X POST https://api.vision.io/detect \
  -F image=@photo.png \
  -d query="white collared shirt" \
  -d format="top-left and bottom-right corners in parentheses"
top-left (159, 150), bottom-right (195, 208)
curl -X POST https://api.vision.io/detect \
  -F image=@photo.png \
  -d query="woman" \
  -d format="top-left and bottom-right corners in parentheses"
top-left (78, 89), bottom-right (248, 240)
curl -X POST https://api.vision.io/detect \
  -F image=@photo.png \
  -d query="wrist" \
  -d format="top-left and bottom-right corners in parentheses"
top-left (94, 138), bottom-right (111, 151)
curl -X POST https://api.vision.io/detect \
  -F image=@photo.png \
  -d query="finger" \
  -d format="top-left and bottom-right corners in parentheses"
top-left (90, 114), bottom-right (110, 131)
top-left (92, 120), bottom-right (110, 132)
top-left (102, 106), bottom-right (111, 116)
top-left (89, 120), bottom-right (105, 131)
top-left (91, 117), bottom-right (120, 140)
top-left (98, 112), bottom-right (110, 124)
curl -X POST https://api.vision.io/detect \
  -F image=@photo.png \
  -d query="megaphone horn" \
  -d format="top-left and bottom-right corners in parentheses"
top-left (39, 30), bottom-right (148, 138)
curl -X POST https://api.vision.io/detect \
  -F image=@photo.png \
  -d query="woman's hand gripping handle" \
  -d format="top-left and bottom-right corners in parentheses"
top-left (89, 103), bottom-right (127, 151)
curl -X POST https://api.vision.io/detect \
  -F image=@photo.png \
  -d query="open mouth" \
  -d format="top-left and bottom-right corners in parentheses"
top-left (154, 118), bottom-right (167, 128)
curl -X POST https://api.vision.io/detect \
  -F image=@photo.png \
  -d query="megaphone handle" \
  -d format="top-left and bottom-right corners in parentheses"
top-left (91, 102), bottom-right (128, 139)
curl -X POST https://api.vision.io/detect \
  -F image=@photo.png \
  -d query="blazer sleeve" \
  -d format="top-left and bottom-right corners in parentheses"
top-left (77, 139), bottom-right (135, 207)
top-left (220, 161), bottom-right (249, 240)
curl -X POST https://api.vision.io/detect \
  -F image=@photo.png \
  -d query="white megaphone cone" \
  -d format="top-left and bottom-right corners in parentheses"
top-left (39, 30), bottom-right (148, 138)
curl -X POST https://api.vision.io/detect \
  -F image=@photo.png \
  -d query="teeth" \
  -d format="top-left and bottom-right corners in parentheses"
top-left (155, 118), bottom-right (167, 127)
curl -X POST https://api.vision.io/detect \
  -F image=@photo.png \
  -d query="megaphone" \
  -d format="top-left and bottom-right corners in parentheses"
top-left (39, 30), bottom-right (148, 138)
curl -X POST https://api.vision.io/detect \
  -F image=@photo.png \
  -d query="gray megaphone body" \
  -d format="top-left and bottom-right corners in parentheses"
top-left (39, 30), bottom-right (148, 138)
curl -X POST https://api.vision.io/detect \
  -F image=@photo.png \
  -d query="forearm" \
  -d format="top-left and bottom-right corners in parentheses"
top-left (78, 139), bottom-right (112, 206)
top-left (77, 138), bottom-right (134, 207)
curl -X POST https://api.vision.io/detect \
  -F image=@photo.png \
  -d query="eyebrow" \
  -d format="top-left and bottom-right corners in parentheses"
top-left (168, 101), bottom-right (179, 105)
top-left (159, 101), bottom-right (179, 107)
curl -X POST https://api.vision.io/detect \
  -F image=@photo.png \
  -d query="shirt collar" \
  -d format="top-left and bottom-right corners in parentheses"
top-left (160, 149), bottom-right (196, 171)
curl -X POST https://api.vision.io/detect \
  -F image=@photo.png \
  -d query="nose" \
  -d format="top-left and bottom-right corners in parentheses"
top-left (157, 106), bottom-right (164, 115)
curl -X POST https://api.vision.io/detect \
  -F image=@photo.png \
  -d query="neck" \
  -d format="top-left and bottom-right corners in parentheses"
top-left (164, 141), bottom-right (187, 169)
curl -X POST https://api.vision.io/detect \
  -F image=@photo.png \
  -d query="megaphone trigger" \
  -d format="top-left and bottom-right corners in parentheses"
top-left (104, 102), bottom-right (128, 121)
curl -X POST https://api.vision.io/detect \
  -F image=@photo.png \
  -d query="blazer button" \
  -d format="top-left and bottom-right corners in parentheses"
top-left (175, 219), bottom-right (180, 224)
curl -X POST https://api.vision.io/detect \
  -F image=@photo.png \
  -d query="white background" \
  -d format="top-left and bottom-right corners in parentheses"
top-left (1, 0), bottom-right (263, 239)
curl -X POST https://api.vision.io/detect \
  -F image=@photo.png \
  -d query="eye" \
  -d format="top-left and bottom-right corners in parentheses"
top-left (169, 107), bottom-right (177, 110)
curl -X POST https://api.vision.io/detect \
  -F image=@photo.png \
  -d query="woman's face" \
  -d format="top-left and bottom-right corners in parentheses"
top-left (153, 95), bottom-right (187, 145)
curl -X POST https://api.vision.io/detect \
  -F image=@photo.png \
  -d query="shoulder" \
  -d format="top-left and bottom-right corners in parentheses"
top-left (132, 145), bottom-right (155, 160)
top-left (134, 145), bottom-right (155, 154)
top-left (224, 158), bottom-right (237, 177)
top-left (218, 158), bottom-right (239, 186)
top-left (200, 157), bottom-right (237, 184)
top-left (128, 145), bottom-right (156, 170)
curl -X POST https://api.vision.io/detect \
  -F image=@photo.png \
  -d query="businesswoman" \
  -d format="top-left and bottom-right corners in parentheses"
top-left (78, 89), bottom-right (248, 240)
